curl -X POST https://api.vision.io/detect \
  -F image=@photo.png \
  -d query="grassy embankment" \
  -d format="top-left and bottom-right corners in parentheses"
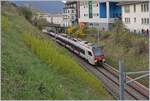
top-left (1, 2), bottom-right (112, 100)
top-left (83, 30), bottom-right (149, 86)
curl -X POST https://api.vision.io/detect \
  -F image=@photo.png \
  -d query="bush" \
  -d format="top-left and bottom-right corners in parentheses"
top-left (75, 27), bottom-right (87, 38)
top-left (34, 18), bottom-right (49, 30)
top-left (111, 19), bottom-right (126, 33)
top-left (100, 31), bottom-right (111, 40)
top-left (132, 38), bottom-right (148, 55)
top-left (66, 26), bottom-right (77, 36)
top-left (86, 27), bottom-right (98, 34)
top-left (2, 15), bottom-right (10, 32)
top-left (20, 7), bottom-right (33, 22)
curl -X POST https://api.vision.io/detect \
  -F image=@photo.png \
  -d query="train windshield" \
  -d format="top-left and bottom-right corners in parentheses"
top-left (92, 47), bottom-right (103, 56)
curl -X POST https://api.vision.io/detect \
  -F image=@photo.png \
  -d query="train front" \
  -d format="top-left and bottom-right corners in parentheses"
top-left (92, 47), bottom-right (105, 65)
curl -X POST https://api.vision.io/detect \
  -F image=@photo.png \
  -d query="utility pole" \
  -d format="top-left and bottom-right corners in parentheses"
top-left (119, 60), bottom-right (125, 100)
top-left (119, 60), bottom-right (149, 100)
top-left (97, 25), bottom-right (100, 46)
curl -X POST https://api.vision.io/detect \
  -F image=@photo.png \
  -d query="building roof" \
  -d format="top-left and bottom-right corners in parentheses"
top-left (99, 0), bottom-right (128, 2)
top-left (63, 6), bottom-right (75, 9)
top-left (65, 1), bottom-right (77, 5)
top-left (117, 0), bottom-right (149, 6)
top-left (49, 13), bottom-right (63, 17)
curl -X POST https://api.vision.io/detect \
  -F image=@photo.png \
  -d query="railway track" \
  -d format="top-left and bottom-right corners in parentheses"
top-left (102, 63), bottom-right (149, 99)
top-left (46, 33), bottom-right (149, 100)
top-left (71, 52), bottom-right (149, 100)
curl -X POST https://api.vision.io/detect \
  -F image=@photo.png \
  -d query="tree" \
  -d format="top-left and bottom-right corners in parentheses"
top-left (75, 27), bottom-right (87, 38)
top-left (34, 18), bottom-right (49, 30)
top-left (66, 26), bottom-right (77, 36)
top-left (111, 19), bottom-right (126, 33)
top-left (112, 19), bottom-right (132, 51)
top-left (20, 7), bottom-right (33, 22)
top-left (86, 27), bottom-right (98, 34)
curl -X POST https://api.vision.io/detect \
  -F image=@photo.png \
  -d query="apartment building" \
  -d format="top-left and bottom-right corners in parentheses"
top-left (37, 13), bottom-right (64, 27)
top-left (118, 1), bottom-right (149, 34)
top-left (79, 0), bottom-right (121, 31)
top-left (50, 13), bottom-right (64, 26)
top-left (63, 1), bottom-right (79, 27)
top-left (36, 13), bottom-right (52, 24)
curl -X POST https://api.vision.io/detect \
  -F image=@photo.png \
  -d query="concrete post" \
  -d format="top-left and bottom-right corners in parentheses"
top-left (119, 60), bottom-right (125, 100)
top-left (106, 1), bottom-right (110, 29)
top-left (106, 1), bottom-right (110, 20)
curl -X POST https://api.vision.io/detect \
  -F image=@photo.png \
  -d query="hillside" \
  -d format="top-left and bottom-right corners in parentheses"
top-left (1, 2), bottom-right (112, 100)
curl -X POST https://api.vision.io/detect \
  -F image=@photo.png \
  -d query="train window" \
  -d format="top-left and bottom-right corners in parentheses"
top-left (80, 48), bottom-right (85, 55)
top-left (88, 51), bottom-right (92, 56)
top-left (92, 47), bottom-right (103, 56)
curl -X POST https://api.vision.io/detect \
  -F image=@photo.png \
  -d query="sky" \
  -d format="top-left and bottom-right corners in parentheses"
top-left (13, 1), bottom-right (65, 13)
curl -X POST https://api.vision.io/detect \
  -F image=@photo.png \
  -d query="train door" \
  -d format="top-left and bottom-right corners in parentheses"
top-left (87, 50), bottom-right (94, 65)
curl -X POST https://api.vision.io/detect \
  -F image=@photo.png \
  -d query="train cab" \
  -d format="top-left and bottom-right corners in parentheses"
top-left (92, 47), bottom-right (105, 65)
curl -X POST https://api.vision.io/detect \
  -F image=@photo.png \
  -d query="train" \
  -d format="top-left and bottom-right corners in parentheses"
top-left (42, 29), bottom-right (106, 65)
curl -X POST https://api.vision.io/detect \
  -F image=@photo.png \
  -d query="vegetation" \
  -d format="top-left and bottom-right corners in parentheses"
top-left (82, 20), bottom-right (149, 86)
top-left (66, 25), bottom-right (87, 38)
top-left (19, 6), bottom-right (33, 22)
top-left (1, 2), bottom-right (112, 99)
top-left (33, 18), bottom-right (49, 30)
top-left (18, 3), bottom-right (49, 30)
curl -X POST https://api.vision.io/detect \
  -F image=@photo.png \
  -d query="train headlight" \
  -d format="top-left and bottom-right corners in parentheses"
top-left (102, 59), bottom-right (106, 62)
top-left (94, 59), bottom-right (98, 63)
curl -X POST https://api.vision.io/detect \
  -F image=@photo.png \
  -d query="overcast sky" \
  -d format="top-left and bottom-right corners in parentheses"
top-left (13, 1), bottom-right (65, 13)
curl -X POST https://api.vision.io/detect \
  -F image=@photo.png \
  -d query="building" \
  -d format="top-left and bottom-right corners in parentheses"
top-left (118, 1), bottom-right (149, 35)
top-left (63, 1), bottom-right (79, 27)
top-left (50, 13), bottom-right (64, 26)
top-left (79, 0), bottom-right (122, 31)
top-left (37, 12), bottom-right (64, 27)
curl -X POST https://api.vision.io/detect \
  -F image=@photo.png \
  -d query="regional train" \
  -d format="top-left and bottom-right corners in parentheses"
top-left (42, 29), bottom-right (105, 65)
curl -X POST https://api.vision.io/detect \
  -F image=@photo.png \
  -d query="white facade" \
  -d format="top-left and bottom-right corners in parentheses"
top-left (51, 14), bottom-right (64, 26)
top-left (63, 7), bottom-right (76, 27)
top-left (79, 1), bottom-right (121, 31)
top-left (121, 1), bottom-right (149, 34)
top-left (37, 13), bottom-right (64, 27)
top-left (63, 2), bottom-right (77, 27)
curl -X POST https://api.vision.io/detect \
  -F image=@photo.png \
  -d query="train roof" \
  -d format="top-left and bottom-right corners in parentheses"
top-left (58, 33), bottom-right (100, 51)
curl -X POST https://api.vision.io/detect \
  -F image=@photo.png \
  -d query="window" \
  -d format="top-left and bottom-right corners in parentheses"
top-left (92, 47), bottom-right (103, 56)
top-left (147, 3), bottom-right (149, 11)
top-left (141, 3), bottom-right (149, 12)
top-left (80, 48), bottom-right (85, 55)
top-left (89, 1), bottom-right (93, 18)
top-left (125, 18), bottom-right (130, 23)
top-left (88, 51), bottom-right (92, 56)
top-left (141, 4), bottom-right (143, 12)
top-left (134, 17), bottom-right (136, 23)
top-left (144, 18), bottom-right (147, 24)
top-left (142, 18), bottom-right (144, 24)
top-left (134, 30), bottom-right (136, 33)
top-left (124, 5), bottom-right (130, 13)
top-left (72, 10), bottom-right (74, 13)
top-left (141, 18), bottom-right (149, 24)
top-left (134, 4), bottom-right (136, 12)
top-left (147, 18), bottom-right (149, 24)
top-left (144, 4), bottom-right (146, 11)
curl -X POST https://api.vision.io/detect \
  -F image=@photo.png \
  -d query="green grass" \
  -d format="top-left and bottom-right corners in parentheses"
top-left (1, 2), bottom-right (112, 100)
